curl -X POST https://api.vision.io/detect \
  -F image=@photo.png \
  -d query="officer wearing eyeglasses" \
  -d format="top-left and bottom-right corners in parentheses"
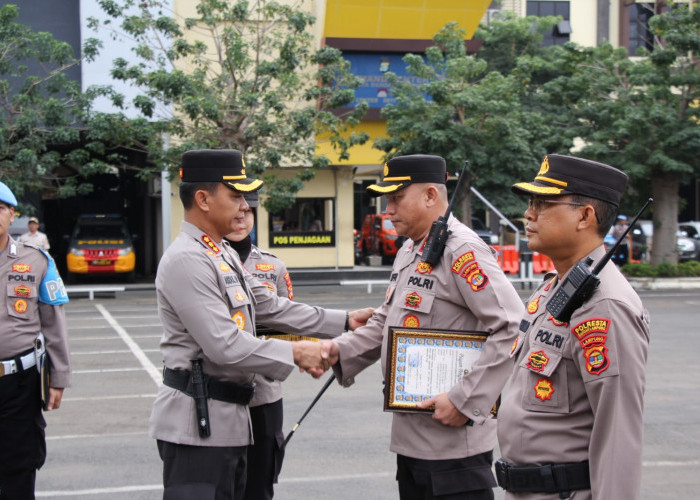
top-left (495, 154), bottom-right (651, 499)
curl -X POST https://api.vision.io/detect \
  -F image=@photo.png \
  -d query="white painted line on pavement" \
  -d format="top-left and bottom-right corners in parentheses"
top-left (69, 333), bottom-right (161, 340)
top-left (68, 323), bottom-right (162, 330)
top-left (72, 349), bottom-right (160, 355)
top-left (47, 431), bottom-right (148, 441)
top-left (37, 484), bottom-right (162, 497)
top-left (62, 393), bottom-right (156, 402)
top-left (36, 472), bottom-right (396, 496)
top-left (643, 460), bottom-right (700, 467)
top-left (73, 367), bottom-right (144, 374)
top-left (95, 303), bottom-right (162, 386)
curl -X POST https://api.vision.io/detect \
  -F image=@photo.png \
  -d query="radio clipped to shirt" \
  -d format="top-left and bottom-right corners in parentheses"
top-left (35, 333), bottom-right (51, 411)
top-left (546, 198), bottom-right (653, 323)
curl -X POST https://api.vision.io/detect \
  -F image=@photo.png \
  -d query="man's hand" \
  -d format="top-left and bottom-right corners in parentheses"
top-left (416, 392), bottom-right (469, 426)
top-left (46, 388), bottom-right (64, 411)
top-left (292, 341), bottom-right (331, 378)
top-left (348, 307), bottom-right (374, 330)
top-left (304, 340), bottom-right (339, 378)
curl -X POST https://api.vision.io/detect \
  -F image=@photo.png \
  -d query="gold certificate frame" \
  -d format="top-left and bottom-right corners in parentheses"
top-left (384, 327), bottom-right (488, 413)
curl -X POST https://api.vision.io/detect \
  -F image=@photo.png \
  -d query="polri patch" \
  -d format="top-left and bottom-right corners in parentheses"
top-left (534, 377), bottom-right (554, 401)
top-left (403, 315), bottom-right (420, 328)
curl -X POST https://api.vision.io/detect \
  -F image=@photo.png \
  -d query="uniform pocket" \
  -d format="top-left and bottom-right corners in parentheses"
top-left (6, 283), bottom-right (37, 320)
top-left (521, 362), bottom-right (570, 414)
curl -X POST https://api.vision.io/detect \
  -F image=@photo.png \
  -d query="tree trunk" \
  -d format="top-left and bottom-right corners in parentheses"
top-left (650, 172), bottom-right (680, 266)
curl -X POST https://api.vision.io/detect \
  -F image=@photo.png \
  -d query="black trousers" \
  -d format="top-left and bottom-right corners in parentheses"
top-left (243, 399), bottom-right (285, 500)
top-left (0, 368), bottom-right (46, 500)
top-left (157, 440), bottom-right (247, 500)
top-left (396, 451), bottom-right (496, 500)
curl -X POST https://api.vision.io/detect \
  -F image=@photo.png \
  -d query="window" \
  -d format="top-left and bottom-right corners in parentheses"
top-left (269, 198), bottom-right (336, 248)
top-left (527, 1), bottom-right (571, 47)
top-left (628, 2), bottom-right (654, 55)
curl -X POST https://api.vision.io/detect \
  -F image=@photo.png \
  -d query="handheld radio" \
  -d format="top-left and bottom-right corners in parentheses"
top-left (421, 162), bottom-right (468, 266)
top-left (546, 197), bottom-right (653, 323)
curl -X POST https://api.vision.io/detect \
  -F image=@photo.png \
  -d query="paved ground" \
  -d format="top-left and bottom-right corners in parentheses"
top-left (33, 284), bottom-right (700, 499)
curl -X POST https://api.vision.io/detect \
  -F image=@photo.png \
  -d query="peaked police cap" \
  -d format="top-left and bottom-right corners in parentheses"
top-left (179, 149), bottom-right (263, 193)
top-left (511, 154), bottom-right (628, 207)
top-left (367, 154), bottom-right (447, 197)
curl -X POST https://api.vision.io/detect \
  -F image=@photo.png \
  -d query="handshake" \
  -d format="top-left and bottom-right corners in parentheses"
top-left (290, 306), bottom-right (373, 378)
top-left (291, 339), bottom-right (339, 378)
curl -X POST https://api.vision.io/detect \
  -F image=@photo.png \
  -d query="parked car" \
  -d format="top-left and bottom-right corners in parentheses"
top-left (604, 222), bottom-right (648, 265)
top-left (65, 214), bottom-right (136, 282)
top-left (471, 217), bottom-right (499, 246)
top-left (360, 213), bottom-right (399, 264)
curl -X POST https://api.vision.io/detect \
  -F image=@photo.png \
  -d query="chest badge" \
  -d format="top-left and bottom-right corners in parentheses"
top-left (219, 262), bottom-right (231, 273)
top-left (534, 377), bottom-right (554, 401)
top-left (405, 291), bottom-right (422, 309)
top-left (415, 261), bottom-right (433, 274)
top-left (256, 263), bottom-right (275, 272)
top-left (14, 285), bottom-right (31, 297)
top-left (527, 296), bottom-right (541, 314)
top-left (14, 299), bottom-right (28, 314)
top-left (526, 350), bottom-right (549, 372)
top-left (403, 314), bottom-right (420, 328)
top-left (12, 264), bottom-right (31, 273)
top-left (232, 311), bottom-right (245, 329)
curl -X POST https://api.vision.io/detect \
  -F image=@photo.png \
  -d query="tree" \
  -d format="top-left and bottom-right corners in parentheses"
top-left (93, 0), bottom-right (367, 212)
top-left (0, 3), bottom-right (159, 213)
top-left (540, 3), bottom-right (700, 265)
top-left (373, 21), bottom-right (551, 222)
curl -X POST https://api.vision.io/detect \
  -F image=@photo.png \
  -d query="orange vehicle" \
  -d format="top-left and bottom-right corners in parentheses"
top-left (360, 213), bottom-right (401, 264)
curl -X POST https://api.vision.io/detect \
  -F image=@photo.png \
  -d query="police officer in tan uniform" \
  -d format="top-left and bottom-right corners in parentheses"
top-left (320, 155), bottom-right (525, 499)
top-left (18, 217), bottom-right (51, 252)
top-left (496, 155), bottom-right (651, 499)
top-left (0, 181), bottom-right (70, 498)
top-left (149, 149), bottom-right (370, 500)
top-left (224, 191), bottom-right (310, 500)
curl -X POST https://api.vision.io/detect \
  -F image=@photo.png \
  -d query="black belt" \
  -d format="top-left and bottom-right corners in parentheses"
top-left (495, 458), bottom-right (590, 498)
top-left (163, 367), bottom-right (255, 405)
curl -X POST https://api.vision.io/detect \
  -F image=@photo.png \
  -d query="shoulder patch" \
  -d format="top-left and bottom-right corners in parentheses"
top-left (572, 318), bottom-right (611, 340)
top-left (39, 250), bottom-right (68, 305)
top-left (451, 251), bottom-right (476, 274)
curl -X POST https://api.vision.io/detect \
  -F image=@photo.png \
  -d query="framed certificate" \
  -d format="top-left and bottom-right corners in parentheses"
top-left (384, 327), bottom-right (488, 413)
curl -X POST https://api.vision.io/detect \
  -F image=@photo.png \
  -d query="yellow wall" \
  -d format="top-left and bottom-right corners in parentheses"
top-left (257, 166), bottom-right (356, 267)
top-left (316, 121), bottom-right (388, 165)
top-left (324, 0), bottom-right (491, 39)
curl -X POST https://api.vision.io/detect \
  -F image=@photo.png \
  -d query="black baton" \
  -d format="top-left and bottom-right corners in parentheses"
top-left (283, 373), bottom-right (336, 447)
top-left (190, 359), bottom-right (211, 438)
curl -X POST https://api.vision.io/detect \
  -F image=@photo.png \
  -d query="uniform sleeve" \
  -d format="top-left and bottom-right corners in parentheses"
top-left (38, 253), bottom-right (71, 387)
top-left (446, 242), bottom-right (525, 424)
top-left (160, 251), bottom-right (294, 381)
top-left (332, 297), bottom-right (389, 386)
top-left (571, 300), bottom-right (649, 499)
top-left (247, 271), bottom-right (346, 338)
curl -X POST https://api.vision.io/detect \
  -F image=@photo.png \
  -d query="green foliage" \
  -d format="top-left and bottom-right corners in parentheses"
top-left (622, 260), bottom-right (700, 277)
top-left (0, 3), bottom-right (160, 211)
top-left (374, 22), bottom-right (549, 217)
top-left (93, 0), bottom-right (367, 210)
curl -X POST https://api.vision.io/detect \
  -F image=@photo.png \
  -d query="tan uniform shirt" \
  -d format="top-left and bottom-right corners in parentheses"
top-left (149, 222), bottom-right (346, 447)
top-left (498, 246), bottom-right (650, 500)
top-left (1, 237), bottom-right (70, 387)
top-left (244, 245), bottom-right (295, 407)
top-left (333, 215), bottom-right (524, 460)
top-left (18, 231), bottom-right (50, 251)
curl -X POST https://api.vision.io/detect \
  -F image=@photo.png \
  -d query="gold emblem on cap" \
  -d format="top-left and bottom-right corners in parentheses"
top-left (242, 155), bottom-right (246, 168)
top-left (383, 163), bottom-right (389, 177)
top-left (538, 156), bottom-right (550, 176)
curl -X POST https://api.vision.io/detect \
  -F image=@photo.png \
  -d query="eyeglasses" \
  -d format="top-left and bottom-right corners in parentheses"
top-left (528, 198), bottom-right (585, 214)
